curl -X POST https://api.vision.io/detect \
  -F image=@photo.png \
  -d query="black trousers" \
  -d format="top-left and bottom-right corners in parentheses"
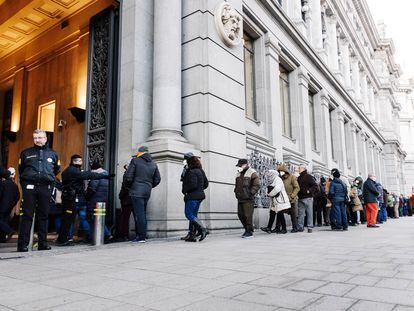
top-left (57, 196), bottom-right (76, 243)
top-left (237, 202), bottom-right (254, 233)
top-left (0, 211), bottom-right (13, 241)
top-left (266, 210), bottom-right (277, 229)
top-left (18, 184), bottom-right (51, 248)
top-left (275, 211), bottom-right (286, 231)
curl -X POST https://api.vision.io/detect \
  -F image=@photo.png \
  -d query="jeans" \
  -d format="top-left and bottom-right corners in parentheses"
top-left (77, 205), bottom-right (90, 235)
top-left (330, 201), bottom-right (348, 229)
top-left (298, 198), bottom-right (313, 230)
top-left (377, 203), bottom-right (388, 222)
top-left (184, 200), bottom-right (202, 222)
top-left (131, 196), bottom-right (149, 241)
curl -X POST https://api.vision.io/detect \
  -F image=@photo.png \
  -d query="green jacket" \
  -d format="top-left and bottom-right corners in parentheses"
top-left (278, 164), bottom-right (300, 204)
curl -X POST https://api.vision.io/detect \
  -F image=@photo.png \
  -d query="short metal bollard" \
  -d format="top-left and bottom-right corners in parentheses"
top-left (93, 202), bottom-right (106, 246)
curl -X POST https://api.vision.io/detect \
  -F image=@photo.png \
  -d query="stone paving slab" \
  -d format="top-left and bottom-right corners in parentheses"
top-left (1, 217), bottom-right (414, 310)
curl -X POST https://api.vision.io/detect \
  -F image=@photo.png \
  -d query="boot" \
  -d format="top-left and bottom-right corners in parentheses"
top-left (181, 222), bottom-right (197, 240)
top-left (193, 219), bottom-right (208, 242)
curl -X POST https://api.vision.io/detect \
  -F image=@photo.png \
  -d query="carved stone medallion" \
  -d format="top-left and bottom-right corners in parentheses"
top-left (214, 2), bottom-right (243, 47)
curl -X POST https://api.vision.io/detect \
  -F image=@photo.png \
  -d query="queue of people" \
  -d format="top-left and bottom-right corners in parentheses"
top-left (1, 128), bottom-right (414, 251)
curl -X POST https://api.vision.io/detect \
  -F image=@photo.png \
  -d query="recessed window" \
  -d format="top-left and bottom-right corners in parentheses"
top-left (243, 32), bottom-right (256, 120)
top-left (329, 108), bottom-right (335, 160)
top-left (279, 65), bottom-right (292, 138)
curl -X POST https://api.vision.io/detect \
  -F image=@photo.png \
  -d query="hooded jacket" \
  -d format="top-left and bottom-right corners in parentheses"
top-left (277, 164), bottom-right (300, 204)
top-left (297, 170), bottom-right (317, 199)
top-left (124, 153), bottom-right (161, 198)
top-left (267, 170), bottom-right (291, 212)
top-left (328, 177), bottom-right (348, 203)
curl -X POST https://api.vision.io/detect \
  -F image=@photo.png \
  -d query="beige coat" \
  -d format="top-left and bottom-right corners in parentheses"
top-left (267, 170), bottom-right (291, 212)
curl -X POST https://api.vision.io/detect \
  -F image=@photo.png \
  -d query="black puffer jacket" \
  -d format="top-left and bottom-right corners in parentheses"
top-left (19, 145), bottom-right (60, 185)
top-left (0, 178), bottom-right (20, 213)
top-left (182, 168), bottom-right (209, 201)
top-left (124, 153), bottom-right (161, 198)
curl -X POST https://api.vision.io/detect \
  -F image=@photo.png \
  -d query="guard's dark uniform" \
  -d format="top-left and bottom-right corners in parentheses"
top-left (57, 164), bottom-right (107, 244)
top-left (17, 145), bottom-right (60, 250)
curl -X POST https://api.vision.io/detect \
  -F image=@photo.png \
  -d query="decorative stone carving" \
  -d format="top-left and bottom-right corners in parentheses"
top-left (214, 2), bottom-right (242, 47)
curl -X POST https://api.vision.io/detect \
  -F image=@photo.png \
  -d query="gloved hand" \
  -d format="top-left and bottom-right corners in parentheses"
top-left (108, 173), bottom-right (116, 178)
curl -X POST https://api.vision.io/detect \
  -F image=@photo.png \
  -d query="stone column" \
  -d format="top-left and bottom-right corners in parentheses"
top-left (310, 0), bottom-right (323, 51)
top-left (287, 0), bottom-right (306, 35)
top-left (149, 0), bottom-right (185, 141)
top-left (320, 91), bottom-right (333, 167)
top-left (334, 108), bottom-right (347, 172)
top-left (265, 35), bottom-right (283, 160)
top-left (295, 68), bottom-right (311, 158)
top-left (360, 71), bottom-right (368, 109)
top-left (326, 14), bottom-right (339, 72)
top-left (358, 131), bottom-right (368, 178)
top-left (368, 83), bottom-right (376, 120)
top-left (351, 58), bottom-right (361, 102)
top-left (350, 122), bottom-right (360, 176)
top-left (367, 139), bottom-right (375, 174)
top-left (339, 38), bottom-right (352, 90)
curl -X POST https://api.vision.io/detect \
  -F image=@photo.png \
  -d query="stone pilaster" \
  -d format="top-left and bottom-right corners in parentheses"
top-left (349, 121), bottom-right (360, 176)
top-left (351, 58), bottom-right (361, 102)
top-left (339, 38), bottom-right (352, 90)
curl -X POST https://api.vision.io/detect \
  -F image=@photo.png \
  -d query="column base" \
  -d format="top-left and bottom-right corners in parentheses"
top-left (144, 138), bottom-right (200, 238)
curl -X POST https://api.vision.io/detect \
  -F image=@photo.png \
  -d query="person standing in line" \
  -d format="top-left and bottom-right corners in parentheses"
top-left (179, 152), bottom-right (196, 241)
top-left (408, 194), bottom-right (414, 216)
top-left (17, 129), bottom-right (60, 252)
top-left (234, 159), bottom-right (260, 238)
top-left (350, 181), bottom-right (363, 224)
top-left (328, 169), bottom-right (348, 231)
top-left (297, 164), bottom-right (317, 233)
top-left (181, 155), bottom-right (209, 242)
top-left (393, 193), bottom-right (399, 219)
top-left (387, 192), bottom-right (395, 218)
top-left (376, 182), bottom-right (385, 224)
top-left (362, 173), bottom-right (380, 228)
top-left (124, 146), bottom-right (161, 243)
top-left (117, 163), bottom-right (133, 241)
top-left (278, 164), bottom-right (300, 232)
top-left (56, 155), bottom-right (110, 246)
top-left (266, 170), bottom-right (291, 233)
top-left (0, 169), bottom-right (20, 243)
top-left (85, 161), bottom-right (113, 242)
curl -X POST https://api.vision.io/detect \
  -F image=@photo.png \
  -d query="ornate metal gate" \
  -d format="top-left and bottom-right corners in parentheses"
top-left (247, 150), bottom-right (280, 208)
top-left (85, 6), bottom-right (119, 224)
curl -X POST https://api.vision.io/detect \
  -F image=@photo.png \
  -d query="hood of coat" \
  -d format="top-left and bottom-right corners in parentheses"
top-left (277, 164), bottom-right (290, 175)
top-left (266, 170), bottom-right (279, 185)
top-left (92, 168), bottom-right (108, 175)
top-left (138, 153), bottom-right (153, 162)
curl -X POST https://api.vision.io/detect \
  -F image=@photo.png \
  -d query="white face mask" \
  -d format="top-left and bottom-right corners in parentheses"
top-left (371, 177), bottom-right (377, 182)
top-left (183, 160), bottom-right (187, 166)
top-left (237, 167), bottom-right (243, 173)
top-left (279, 171), bottom-right (285, 177)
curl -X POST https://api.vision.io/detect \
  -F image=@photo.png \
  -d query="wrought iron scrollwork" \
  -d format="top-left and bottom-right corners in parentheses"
top-left (247, 150), bottom-right (280, 208)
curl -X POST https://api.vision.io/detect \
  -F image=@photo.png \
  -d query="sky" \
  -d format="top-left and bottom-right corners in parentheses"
top-left (366, 0), bottom-right (414, 80)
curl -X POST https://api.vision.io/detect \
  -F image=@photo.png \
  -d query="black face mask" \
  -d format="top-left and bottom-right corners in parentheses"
top-left (72, 164), bottom-right (82, 169)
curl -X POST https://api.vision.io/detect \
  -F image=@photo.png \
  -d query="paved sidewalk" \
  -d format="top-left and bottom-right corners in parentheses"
top-left (1, 217), bottom-right (414, 311)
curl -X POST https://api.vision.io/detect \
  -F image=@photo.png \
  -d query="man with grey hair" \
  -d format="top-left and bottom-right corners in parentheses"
top-left (362, 173), bottom-right (380, 228)
top-left (297, 164), bottom-right (317, 233)
top-left (17, 129), bottom-right (60, 252)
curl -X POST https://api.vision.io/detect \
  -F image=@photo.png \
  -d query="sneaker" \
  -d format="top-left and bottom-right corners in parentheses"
top-left (291, 229), bottom-right (298, 233)
top-left (260, 227), bottom-right (271, 234)
top-left (279, 229), bottom-right (287, 234)
top-left (307, 228), bottom-right (313, 233)
top-left (242, 232), bottom-right (253, 239)
top-left (297, 228), bottom-right (304, 232)
top-left (270, 228), bottom-right (281, 234)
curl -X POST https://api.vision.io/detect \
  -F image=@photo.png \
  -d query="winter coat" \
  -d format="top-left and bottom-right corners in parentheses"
top-left (86, 168), bottom-right (109, 210)
top-left (387, 195), bottom-right (394, 208)
top-left (0, 178), bottom-right (20, 214)
top-left (19, 145), bottom-right (60, 185)
top-left (182, 168), bottom-right (209, 201)
top-left (362, 178), bottom-right (380, 204)
top-left (267, 170), bottom-right (291, 212)
top-left (61, 165), bottom-right (107, 201)
top-left (350, 186), bottom-right (363, 211)
top-left (119, 171), bottom-right (132, 207)
top-left (297, 170), bottom-right (317, 199)
top-left (234, 167), bottom-right (260, 203)
top-left (124, 153), bottom-right (161, 198)
top-left (278, 164), bottom-right (300, 204)
top-left (376, 183), bottom-right (384, 204)
top-left (328, 178), bottom-right (348, 203)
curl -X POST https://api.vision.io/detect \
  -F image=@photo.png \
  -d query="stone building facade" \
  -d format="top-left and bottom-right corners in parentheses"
top-left (118, 0), bottom-right (411, 236)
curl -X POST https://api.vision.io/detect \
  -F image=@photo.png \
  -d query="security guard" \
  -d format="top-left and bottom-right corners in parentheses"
top-left (17, 129), bottom-right (60, 252)
top-left (56, 154), bottom-right (112, 246)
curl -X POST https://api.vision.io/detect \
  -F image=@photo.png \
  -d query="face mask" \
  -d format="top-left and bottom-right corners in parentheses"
top-left (237, 167), bottom-right (243, 173)
top-left (279, 171), bottom-right (285, 177)
top-left (73, 164), bottom-right (82, 168)
top-left (372, 177), bottom-right (377, 182)
top-left (183, 160), bottom-right (187, 166)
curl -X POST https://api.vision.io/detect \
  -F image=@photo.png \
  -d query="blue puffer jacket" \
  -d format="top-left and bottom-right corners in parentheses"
top-left (86, 169), bottom-right (109, 210)
top-left (328, 178), bottom-right (348, 203)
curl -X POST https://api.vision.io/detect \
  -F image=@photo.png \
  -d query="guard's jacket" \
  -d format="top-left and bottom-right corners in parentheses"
top-left (18, 145), bottom-right (60, 185)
